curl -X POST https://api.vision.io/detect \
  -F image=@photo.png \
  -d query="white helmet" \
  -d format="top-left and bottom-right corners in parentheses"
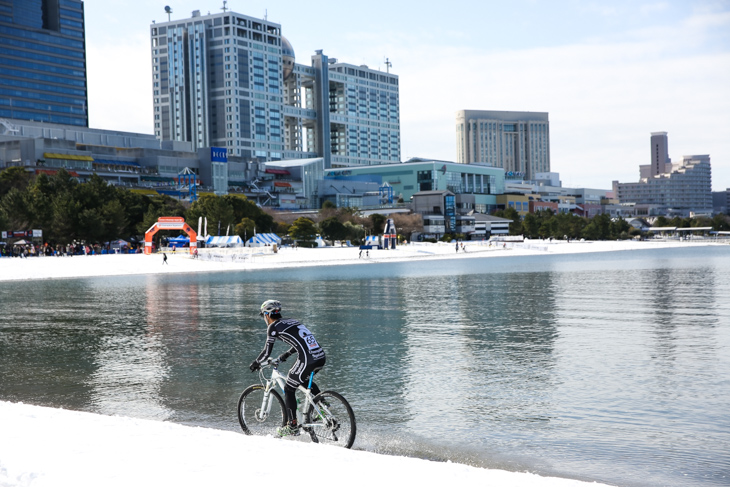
top-left (259, 299), bottom-right (282, 317)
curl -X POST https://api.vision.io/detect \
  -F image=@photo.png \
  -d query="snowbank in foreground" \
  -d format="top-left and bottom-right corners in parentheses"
top-left (0, 401), bottom-right (608, 487)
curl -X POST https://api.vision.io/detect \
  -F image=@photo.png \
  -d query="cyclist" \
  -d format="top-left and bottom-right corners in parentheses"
top-left (249, 299), bottom-right (326, 437)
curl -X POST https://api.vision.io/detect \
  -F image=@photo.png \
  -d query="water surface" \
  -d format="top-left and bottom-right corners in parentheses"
top-left (1, 246), bottom-right (729, 486)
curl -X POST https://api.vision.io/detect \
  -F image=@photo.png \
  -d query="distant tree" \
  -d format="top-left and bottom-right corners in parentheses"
top-left (654, 216), bottom-right (669, 227)
top-left (186, 194), bottom-right (236, 235)
top-left (582, 213), bottom-right (611, 240)
top-left (289, 217), bottom-right (317, 242)
top-left (99, 199), bottom-right (128, 242)
top-left (0, 188), bottom-right (33, 230)
top-left (0, 166), bottom-right (32, 199)
top-left (321, 200), bottom-right (336, 210)
top-left (390, 213), bottom-right (423, 241)
top-left (522, 213), bottom-right (540, 238)
top-left (117, 190), bottom-right (151, 237)
top-left (274, 220), bottom-right (291, 236)
top-left (319, 216), bottom-right (348, 244)
top-left (494, 207), bottom-right (522, 235)
top-left (712, 213), bottom-right (730, 231)
top-left (50, 192), bottom-right (80, 242)
top-left (343, 221), bottom-right (365, 243)
top-left (609, 216), bottom-right (631, 240)
top-left (368, 213), bottom-right (387, 234)
top-left (135, 195), bottom-right (187, 235)
top-left (234, 217), bottom-right (256, 241)
top-left (224, 194), bottom-right (275, 233)
top-left (691, 216), bottom-right (713, 228)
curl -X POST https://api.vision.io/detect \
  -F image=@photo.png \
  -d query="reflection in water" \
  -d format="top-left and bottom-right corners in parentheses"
top-left (1, 246), bottom-right (729, 487)
top-left (88, 334), bottom-right (171, 419)
top-left (549, 262), bottom-right (729, 486)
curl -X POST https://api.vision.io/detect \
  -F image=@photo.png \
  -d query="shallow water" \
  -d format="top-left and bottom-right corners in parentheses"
top-left (1, 246), bottom-right (729, 486)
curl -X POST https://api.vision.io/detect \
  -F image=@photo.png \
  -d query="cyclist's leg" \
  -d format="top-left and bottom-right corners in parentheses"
top-left (306, 357), bottom-right (326, 396)
top-left (285, 357), bottom-right (326, 417)
top-left (283, 382), bottom-right (298, 423)
top-left (284, 359), bottom-right (306, 424)
top-left (309, 365), bottom-right (324, 396)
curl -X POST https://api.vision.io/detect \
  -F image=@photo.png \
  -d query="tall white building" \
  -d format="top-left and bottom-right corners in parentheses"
top-left (455, 110), bottom-right (550, 180)
top-left (613, 132), bottom-right (713, 216)
top-left (150, 9), bottom-right (400, 168)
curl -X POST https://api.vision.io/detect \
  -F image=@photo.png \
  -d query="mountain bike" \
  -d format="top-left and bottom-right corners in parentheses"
top-left (237, 357), bottom-right (356, 449)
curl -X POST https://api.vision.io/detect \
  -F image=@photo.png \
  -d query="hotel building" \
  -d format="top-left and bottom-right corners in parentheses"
top-left (150, 9), bottom-right (400, 169)
top-left (613, 132), bottom-right (712, 216)
top-left (455, 110), bottom-right (550, 181)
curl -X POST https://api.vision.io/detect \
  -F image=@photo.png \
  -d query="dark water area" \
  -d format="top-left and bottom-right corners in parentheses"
top-left (1, 246), bottom-right (729, 486)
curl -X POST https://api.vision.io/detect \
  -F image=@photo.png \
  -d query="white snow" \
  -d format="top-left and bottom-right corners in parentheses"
top-left (0, 401), bottom-right (608, 487)
top-left (0, 238), bottom-right (723, 282)
top-left (1, 239), bottom-right (723, 486)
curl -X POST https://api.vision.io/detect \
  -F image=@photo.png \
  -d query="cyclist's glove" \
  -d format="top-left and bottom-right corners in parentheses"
top-left (278, 351), bottom-right (292, 362)
top-left (249, 360), bottom-right (260, 372)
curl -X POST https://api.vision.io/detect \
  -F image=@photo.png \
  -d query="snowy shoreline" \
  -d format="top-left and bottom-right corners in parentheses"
top-left (0, 401), bottom-right (609, 487)
top-left (0, 238), bottom-right (724, 282)
top-left (1, 239), bottom-right (725, 486)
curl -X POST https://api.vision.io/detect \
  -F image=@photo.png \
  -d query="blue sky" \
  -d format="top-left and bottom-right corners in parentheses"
top-left (84, 0), bottom-right (730, 191)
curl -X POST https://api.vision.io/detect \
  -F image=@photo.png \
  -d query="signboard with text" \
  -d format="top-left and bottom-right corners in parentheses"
top-left (211, 147), bottom-right (227, 163)
top-left (2, 231), bottom-right (34, 238)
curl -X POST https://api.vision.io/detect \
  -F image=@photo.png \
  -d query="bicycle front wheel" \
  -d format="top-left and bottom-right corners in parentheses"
top-left (304, 390), bottom-right (356, 449)
top-left (237, 384), bottom-right (287, 436)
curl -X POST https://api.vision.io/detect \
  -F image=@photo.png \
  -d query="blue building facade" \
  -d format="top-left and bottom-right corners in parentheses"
top-left (0, 0), bottom-right (88, 127)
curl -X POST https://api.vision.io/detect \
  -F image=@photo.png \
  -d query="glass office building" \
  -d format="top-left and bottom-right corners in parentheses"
top-left (0, 0), bottom-right (88, 127)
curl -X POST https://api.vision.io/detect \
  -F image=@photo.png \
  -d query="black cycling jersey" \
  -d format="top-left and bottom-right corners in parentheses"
top-left (254, 317), bottom-right (326, 425)
top-left (255, 318), bottom-right (325, 377)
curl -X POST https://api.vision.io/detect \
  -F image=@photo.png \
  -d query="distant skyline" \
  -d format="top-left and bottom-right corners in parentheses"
top-left (84, 0), bottom-right (730, 191)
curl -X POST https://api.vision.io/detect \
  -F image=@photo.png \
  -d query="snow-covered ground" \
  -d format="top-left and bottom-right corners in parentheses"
top-left (0, 401), bottom-right (608, 487)
top-left (1, 238), bottom-right (723, 282)
top-left (1, 239), bottom-right (724, 486)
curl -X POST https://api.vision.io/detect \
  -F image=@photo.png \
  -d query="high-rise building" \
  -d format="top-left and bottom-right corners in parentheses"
top-left (0, 0), bottom-right (87, 127)
top-left (455, 110), bottom-right (550, 180)
top-left (613, 132), bottom-right (713, 216)
top-left (650, 131), bottom-right (670, 177)
top-left (150, 9), bottom-right (400, 168)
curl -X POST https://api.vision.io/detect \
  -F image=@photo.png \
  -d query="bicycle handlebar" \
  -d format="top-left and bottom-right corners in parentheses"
top-left (260, 357), bottom-right (280, 368)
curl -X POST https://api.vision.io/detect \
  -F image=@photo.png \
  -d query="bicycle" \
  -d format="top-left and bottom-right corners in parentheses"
top-left (237, 356), bottom-right (356, 449)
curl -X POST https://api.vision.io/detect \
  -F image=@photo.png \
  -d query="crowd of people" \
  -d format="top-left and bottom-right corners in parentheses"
top-left (0, 242), bottom-right (142, 257)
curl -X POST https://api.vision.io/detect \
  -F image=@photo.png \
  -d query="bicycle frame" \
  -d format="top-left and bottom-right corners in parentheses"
top-left (255, 359), bottom-right (327, 429)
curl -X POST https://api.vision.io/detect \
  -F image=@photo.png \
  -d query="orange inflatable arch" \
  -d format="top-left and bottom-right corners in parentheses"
top-left (144, 216), bottom-right (198, 255)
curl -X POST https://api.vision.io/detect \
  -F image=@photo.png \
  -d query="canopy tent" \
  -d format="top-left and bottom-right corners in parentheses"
top-left (167, 235), bottom-right (190, 248)
top-left (206, 235), bottom-right (244, 247)
top-left (108, 239), bottom-right (129, 249)
top-left (246, 233), bottom-right (281, 247)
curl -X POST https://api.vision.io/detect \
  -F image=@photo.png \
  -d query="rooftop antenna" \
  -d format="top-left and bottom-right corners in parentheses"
top-left (221, 1), bottom-right (228, 13)
top-left (164, 6), bottom-right (172, 21)
top-left (384, 57), bottom-right (392, 73)
top-left (264, 8), bottom-right (267, 20)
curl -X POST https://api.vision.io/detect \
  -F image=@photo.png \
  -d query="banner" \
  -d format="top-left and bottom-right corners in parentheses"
top-left (2, 231), bottom-right (33, 238)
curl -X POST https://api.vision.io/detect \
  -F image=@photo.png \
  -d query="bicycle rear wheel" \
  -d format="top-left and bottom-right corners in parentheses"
top-left (304, 390), bottom-right (356, 449)
top-left (238, 385), bottom-right (287, 436)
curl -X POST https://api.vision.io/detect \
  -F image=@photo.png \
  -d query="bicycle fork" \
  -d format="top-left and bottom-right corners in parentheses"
top-left (257, 382), bottom-right (275, 421)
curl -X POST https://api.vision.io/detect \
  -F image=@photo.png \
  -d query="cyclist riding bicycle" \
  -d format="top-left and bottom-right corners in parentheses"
top-left (249, 299), bottom-right (326, 437)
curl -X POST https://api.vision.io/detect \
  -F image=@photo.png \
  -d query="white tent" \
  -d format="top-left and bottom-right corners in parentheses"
top-left (246, 233), bottom-right (282, 247)
top-left (205, 235), bottom-right (243, 247)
